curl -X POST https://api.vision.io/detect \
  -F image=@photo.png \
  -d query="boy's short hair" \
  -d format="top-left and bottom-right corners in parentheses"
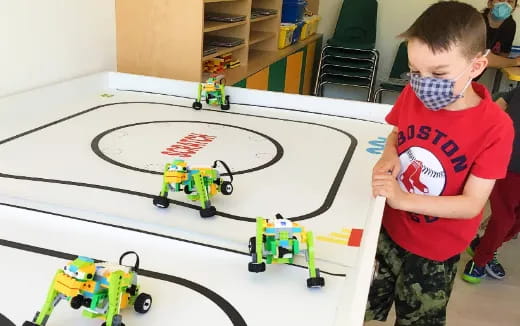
top-left (400, 1), bottom-right (486, 59)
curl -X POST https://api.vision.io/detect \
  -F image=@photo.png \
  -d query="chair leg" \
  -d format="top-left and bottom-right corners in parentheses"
top-left (368, 51), bottom-right (380, 102)
top-left (318, 81), bottom-right (329, 97)
top-left (373, 88), bottom-right (385, 103)
top-left (314, 48), bottom-right (328, 96)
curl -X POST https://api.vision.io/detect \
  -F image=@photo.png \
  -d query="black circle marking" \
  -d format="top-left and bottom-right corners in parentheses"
top-left (0, 101), bottom-right (357, 222)
top-left (91, 121), bottom-right (284, 176)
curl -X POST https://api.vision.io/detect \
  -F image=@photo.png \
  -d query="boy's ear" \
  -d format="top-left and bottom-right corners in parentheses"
top-left (470, 55), bottom-right (489, 79)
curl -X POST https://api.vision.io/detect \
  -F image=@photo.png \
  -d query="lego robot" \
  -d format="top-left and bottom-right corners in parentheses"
top-left (248, 214), bottom-right (325, 288)
top-left (192, 75), bottom-right (230, 110)
top-left (24, 252), bottom-right (152, 326)
top-left (152, 159), bottom-right (234, 218)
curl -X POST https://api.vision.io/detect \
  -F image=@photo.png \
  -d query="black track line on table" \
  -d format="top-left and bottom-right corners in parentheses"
top-left (0, 238), bottom-right (248, 326)
top-left (0, 313), bottom-right (15, 326)
top-left (116, 88), bottom-right (387, 125)
top-left (91, 120), bottom-right (284, 176)
top-left (0, 202), bottom-right (346, 278)
top-left (0, 101), bottom-right (357, 222)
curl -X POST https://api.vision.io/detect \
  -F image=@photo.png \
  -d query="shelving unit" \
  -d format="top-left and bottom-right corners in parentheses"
top-left (204, 20), bottom-right (248, 33)
top-left (251, 14), bottom-right (279, 23)
top-left (249, 0), bottom-right (281, 52)
top-left (249, 31), bottom-right (276, 46)
top-left (202, 44), bottom-right (247, 61)
top-left (116, 0), bottom-right (319, 86)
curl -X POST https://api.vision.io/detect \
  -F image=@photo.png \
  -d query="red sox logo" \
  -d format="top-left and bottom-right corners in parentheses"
top-left (398, 147), bottom-right (446, 196)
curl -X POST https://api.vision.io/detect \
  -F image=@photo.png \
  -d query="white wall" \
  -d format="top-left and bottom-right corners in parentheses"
top-left (318, 0), bottom-right (520, 83)
top-left (0, 0), bottom-right (116, 97)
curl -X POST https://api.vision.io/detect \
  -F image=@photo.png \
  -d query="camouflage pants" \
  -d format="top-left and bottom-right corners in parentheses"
top-left (365, 229), bottom-right (459, 326)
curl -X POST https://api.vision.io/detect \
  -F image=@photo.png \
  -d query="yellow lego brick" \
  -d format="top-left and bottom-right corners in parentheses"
top-left (120, 293), bottom-right (130, 309)
top-left (54, 275), bottom-right (81, 297)
top-left (210, 183), bottom-right (217, 196)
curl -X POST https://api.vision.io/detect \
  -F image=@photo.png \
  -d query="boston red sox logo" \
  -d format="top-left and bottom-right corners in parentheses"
top-left (400, 160), bottom-right (429, 194)
top-left (398, 147), bottom-right (446, 196)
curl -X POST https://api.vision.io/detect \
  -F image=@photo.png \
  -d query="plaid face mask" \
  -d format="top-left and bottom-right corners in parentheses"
top-left (409, 50), bottom-right (489, 111)
top-left (409, 70), bottom-right (473, 111)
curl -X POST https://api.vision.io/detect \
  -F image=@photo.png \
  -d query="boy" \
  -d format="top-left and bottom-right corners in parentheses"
top-left (365, 2), bottom-right (514, 325)
top-left (463, 87), bottom-right (520, 283)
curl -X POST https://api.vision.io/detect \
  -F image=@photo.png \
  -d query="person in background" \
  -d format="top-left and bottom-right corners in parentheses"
top-left (483, 0), bottom-right (519, 68)
top-left (462, 87), bottom-right (520, 283)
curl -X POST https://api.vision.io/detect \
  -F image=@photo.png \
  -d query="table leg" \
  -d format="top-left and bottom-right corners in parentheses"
top-left (492, 69), bottom-right (503, 94)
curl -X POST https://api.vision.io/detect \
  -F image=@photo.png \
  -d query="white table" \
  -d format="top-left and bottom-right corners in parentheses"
top-left (0, 72), bottom-right (391, 326)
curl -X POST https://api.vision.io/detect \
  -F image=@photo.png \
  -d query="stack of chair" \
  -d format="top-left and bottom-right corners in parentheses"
top-left (314, 0), bottom-right (379, 101)
top-left (373, 41), bottom-right (409, 103)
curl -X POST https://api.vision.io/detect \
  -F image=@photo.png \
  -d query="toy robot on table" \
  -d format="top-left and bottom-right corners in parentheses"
top-left (24, 252), bottom-right (152, 326)
top-left (192, 75), bottom-right (230, 110)
top-left (152, 159), bottom-right (234, 218)
top-left (248, 214), bottom-right (325, 288)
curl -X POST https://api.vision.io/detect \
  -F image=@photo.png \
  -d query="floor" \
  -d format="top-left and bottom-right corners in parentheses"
top-left (366, 216), bottom-right (520, 325)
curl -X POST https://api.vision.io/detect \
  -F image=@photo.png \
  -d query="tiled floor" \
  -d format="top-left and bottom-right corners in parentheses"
top-left (366, 235), bottom-right (520, 325)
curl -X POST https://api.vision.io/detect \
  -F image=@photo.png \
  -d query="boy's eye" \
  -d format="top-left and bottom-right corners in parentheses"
top-left (432, 72), bottom-right (446, 77)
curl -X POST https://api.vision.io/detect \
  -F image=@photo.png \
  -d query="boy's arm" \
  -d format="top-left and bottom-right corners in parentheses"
top-left (372, 173), bottom-right (495, 219)
top-left (496, 97), bottom-right (508, 110)
top-left (486, 52), bottom-right (520, 68)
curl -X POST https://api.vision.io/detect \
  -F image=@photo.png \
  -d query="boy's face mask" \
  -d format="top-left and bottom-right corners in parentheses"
top-left (408, 51), bottom-right (488, 111)
top-left (491, 2), bottom-right (513, 20)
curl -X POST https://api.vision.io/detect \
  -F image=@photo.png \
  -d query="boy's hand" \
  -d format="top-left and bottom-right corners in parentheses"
top-left (372, 153), bottom-right (401, 178)
top-left (372, 172), bottom-right (408, 209)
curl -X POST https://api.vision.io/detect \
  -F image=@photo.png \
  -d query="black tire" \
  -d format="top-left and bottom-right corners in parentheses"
top-left (153, 195), bottom-right (169, 208)
top-left (23, 322), bottom-right (37, 326)
top-left (199, 206), bottom-right (217, 218)
top-left (192, 101), bottom-right (203, 110)
top-left (248, 237), bottom-right (256, 254)
top-left (70, 295), bottom-right (83, 309)
top-left (306, 276), bottom-right (325, 288)
top-left (102, 322), bottom-right (125, 326)
top-left (134, 293), bottom-right (153, 314)
top-left (220, 181), bottom-right (233, 195)
top-left (112, 315), bottom-right (124, 326)
top-left (220, 95), bottom-right (230, 110)
top-left (248, 262), bottom-right (266, 273)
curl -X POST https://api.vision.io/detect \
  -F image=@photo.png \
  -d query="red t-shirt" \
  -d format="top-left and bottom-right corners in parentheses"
top-left (383, 83), bottom-right (514, 261)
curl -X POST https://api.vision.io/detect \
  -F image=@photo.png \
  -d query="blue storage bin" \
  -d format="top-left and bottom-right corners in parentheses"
top-left (291, 21), bottom-right (305, 44)
top-left (282, 0), bottom-right (307, 23)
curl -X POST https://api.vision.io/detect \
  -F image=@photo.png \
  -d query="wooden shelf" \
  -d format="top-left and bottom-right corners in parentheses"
top-left (251, 14), bottom-right (278, 23)
top-left (249, 31), bottom-right (276, 45)
top-left (204, 0), bottom-right (240, 3)
top-left (117, 0), bottom-right (286, 83)
top-left (202, 34), bottom-right (322, 85)
top-left (202, 43), bottom-right (247, 61)
top-left (204, 20), bottom-right (247, 32)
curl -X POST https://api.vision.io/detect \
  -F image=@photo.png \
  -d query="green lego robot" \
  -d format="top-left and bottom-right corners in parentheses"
top-left (248, 214), bottom-right (325, 288)
top-left (192, 75), bottom-right (230, 110)
top-left (23, 252), bottom-right (152, 326)
top-left (152, 159), bottom-right (234, 218)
